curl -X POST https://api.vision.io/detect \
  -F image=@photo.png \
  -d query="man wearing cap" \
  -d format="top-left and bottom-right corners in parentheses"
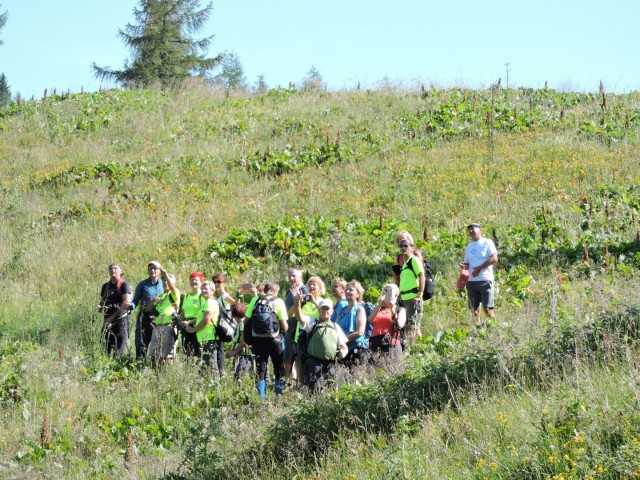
top-left (132, 261), bottom-right (164, 359)
top-left (147, 266), bottom-right (181, 362)
top-left (98, 263), bottom-right (132, 356)
top-left (294, 296), bottom-right (348, 393)
top-left (461, 223), bottom-right (498, 325)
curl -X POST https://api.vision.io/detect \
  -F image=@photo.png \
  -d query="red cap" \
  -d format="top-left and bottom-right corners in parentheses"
top-left (189, 272), bottom-right (205, 282)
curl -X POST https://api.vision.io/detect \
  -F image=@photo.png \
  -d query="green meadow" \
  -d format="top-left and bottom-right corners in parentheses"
top-left (1, 82), bottom-right (640, 479)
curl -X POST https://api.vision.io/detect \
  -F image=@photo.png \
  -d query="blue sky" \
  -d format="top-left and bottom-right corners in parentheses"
top-left (1, 0), bottom-right (639, 100)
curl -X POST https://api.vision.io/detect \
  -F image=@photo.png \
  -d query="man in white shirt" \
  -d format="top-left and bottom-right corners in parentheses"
top-left (462, 223), bottom-right (498, 325)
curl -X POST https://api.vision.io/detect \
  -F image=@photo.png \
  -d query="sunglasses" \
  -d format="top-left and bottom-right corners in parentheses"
top-left (213, 280), bottom-right (223, 284)
top-left (399, 244), bottom-right (410, 248)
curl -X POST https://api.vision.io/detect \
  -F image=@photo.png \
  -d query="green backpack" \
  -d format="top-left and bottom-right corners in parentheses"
top-left (306, 321), bottom-right (340, 361)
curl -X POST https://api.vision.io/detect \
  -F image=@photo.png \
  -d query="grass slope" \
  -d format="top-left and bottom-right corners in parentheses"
top-left (0, 83), bottom-right (639, 478)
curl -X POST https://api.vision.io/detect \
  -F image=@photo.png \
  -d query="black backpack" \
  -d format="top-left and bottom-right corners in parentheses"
top-left (251, 296), bottom-right (280, 337)
top-left (215, 306), bottom-right (237, 343)
top-left (403, 257), bottom-right (436, 301)
top-left (422, 260), bottom-right (435, 300)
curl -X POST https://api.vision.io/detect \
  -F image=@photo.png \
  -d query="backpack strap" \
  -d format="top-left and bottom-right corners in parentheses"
top-left (390, 304), bottom-right (404, 341)
top-left (307, 321), bottom-right (320, 344)
top-left (404, 255), bottom-right (419, 277)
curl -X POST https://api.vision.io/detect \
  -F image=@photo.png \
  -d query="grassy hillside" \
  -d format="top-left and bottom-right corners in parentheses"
top-left (1, 82), bottom-right (640, 479)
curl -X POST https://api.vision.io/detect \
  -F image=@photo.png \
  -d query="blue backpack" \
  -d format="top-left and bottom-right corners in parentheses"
top-left (336, 302), bottom-right (374, 351)
top-left (251, 296), bottom-right (280, 337)
top-left (361, 302), bottom-right (374, 349)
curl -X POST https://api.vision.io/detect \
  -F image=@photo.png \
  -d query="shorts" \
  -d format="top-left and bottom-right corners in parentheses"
top-left (466, 280), bottom-right (494, 310)
top-left (402, 297), bottom-right (423, 331)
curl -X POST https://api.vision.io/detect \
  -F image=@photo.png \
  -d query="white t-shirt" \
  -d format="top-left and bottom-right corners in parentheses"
top-left (464, 237), bottom-right (498, 282)
top-left (301, 317), bottom-right (349, 346)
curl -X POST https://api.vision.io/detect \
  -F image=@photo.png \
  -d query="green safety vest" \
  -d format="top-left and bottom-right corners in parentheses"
top-left (155, 292), bottom-right (179, 325)
top-left (196, 297), bottom-right (219, 342)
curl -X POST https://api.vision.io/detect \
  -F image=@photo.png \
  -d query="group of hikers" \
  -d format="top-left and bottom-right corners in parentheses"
top-left (98, 225), bottom-right (498, 396)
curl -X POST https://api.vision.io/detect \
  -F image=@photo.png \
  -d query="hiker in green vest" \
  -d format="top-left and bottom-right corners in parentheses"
top-left (294, 297), bottom-right (348, 394)
top-left (243, 281), bottom-right (289, 398)
top-left (177, 272), bottom-right (205, 357)
top-left (185, 280), bottom-right (222, 377)
top-left (396, 232), bottom-right (425, 346)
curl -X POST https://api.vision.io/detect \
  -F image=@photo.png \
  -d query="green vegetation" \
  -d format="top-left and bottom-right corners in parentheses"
top-left (1, 83), bottom-right (639, 478)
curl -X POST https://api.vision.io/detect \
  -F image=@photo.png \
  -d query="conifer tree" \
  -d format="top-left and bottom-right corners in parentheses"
top-left (211, 51), bottom-right (247, 90)
top-left (0, 73), bottom-right (11, 109)
top-left (92, 0), bottom-right (221, 89)
top-left (303, 65), bottom-right (324, 90)
top-left (254, 74), bottom-right (268, 94)
top-left (0, 5), bottom-right (10, 109)
top-left (0, 73), bottom-right (10, 109)
top-left (0, 5), bottom-right (7, 46)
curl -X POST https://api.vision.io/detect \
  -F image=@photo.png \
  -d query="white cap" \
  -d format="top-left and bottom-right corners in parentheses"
top-left (318, 298), bottom-right (334, 309)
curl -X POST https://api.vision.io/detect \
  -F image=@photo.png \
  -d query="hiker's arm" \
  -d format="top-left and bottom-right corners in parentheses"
top-left (414, 271), bottom-right (426, 304)
top-left (286, 285), bottom-right (301, 318)
top-left (346, 306), bottom-right (366, 341)
top-left (471, 253), bottom-right (498, 277)
top-left (395, 307), bottom-right (407, 330)
top-left (131, 282), bottom-right (143, 311)
top-left (187, 310), bottom-right (212, 334)
top-left (159, 268), bottom-right (179, 298)
top-left (336, 327), bottom-right (349, 358)
top-left (368, 301), bottom-right (383, 324)
top-left (105, 292), bottom-right (132, 324)
top-left (292, 295), bottom-right (306, 327)
top-left (226, 332), bottom-right (246, 357)
top-left (98, 286), bottom-right (107, 313)
top-left (278, 301), bottom-right (288, 334)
